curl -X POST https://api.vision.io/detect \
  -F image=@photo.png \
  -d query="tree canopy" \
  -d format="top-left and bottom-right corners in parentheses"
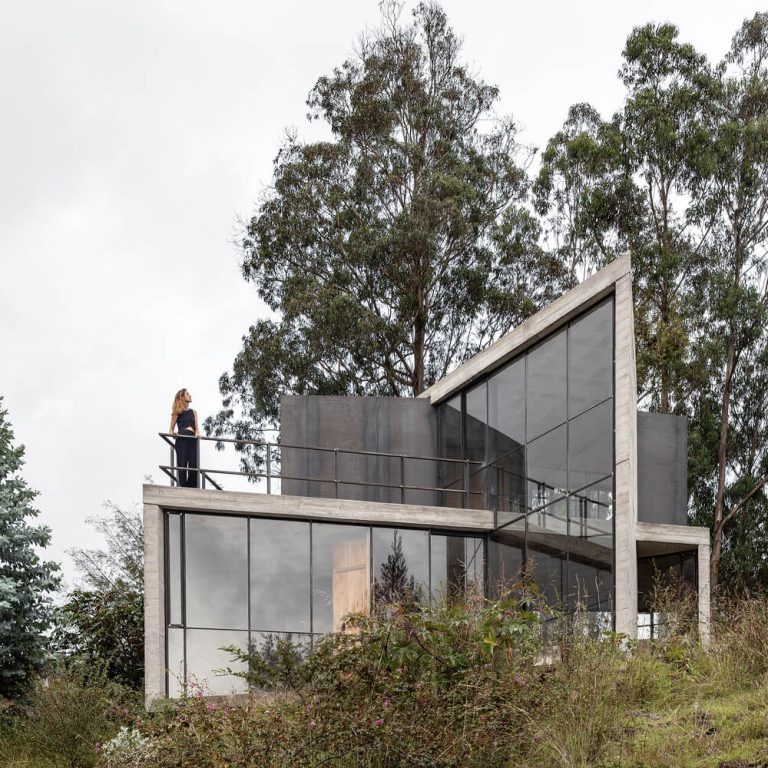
top-left (206, 1), bottom-right (568, 466)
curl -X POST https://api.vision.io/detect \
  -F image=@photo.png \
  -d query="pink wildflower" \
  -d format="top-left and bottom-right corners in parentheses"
top-left (383, 698), bottom-right (391, 709)
top-left (374, 718), bottom-right (384, 727)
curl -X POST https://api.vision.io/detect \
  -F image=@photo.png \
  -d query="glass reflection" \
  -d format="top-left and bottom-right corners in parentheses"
top-left (438, 396), bottom-right (463, 508)
top-left (430, 535), bottom-right (484, 600)
top-left (249, 632), bottom-right (311, 670)
top-left (527, 424), bottom-right (567, 510)
top-left (466, 383), bottom-right (487, 510)
top-left (568, 400), bottom-right (613, 493)
top-left (488, 530), bottom-right (524, 598)
top-left (526, 330), bottom-right (567, 440)
top-left (185, 515), bottom-right (248, 630)
top-left (167, 627), bottom-right (184, 698)
top-left (568, 299), bottom-right (613, 418)
top-left (185, 629), bottom-right (248, 696)
top-left (250, 519), bottom-right (310, 633)
top-left (372, 528), bottom-right (428, 605)
top-left (312, 524), bottom-right (370, 634)
top-left (488, 357), bottom-right (525, 449)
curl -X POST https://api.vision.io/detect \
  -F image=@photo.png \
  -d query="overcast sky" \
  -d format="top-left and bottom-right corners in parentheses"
top-left (0, 0), bottom-right (761, 586)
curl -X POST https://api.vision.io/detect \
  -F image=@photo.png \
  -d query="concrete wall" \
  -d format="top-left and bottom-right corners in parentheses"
top-left (280, 396), bottom-right (439, 505)
top-left (637, 412), bottom-right (688, 525)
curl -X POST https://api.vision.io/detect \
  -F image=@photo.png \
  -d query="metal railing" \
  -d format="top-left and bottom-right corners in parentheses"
top-left (159, 432), bottom-right (485, 504)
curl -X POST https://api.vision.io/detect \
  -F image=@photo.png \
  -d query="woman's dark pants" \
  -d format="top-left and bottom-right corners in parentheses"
top-left (175, 435), bottom-right (199, 488)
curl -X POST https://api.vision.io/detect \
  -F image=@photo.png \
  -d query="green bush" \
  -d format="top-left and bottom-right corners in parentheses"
top-left (0, 662), bottom-right (139, 768)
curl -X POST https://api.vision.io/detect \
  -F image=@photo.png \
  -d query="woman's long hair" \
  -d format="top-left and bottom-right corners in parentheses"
top-left (171, 389), bottom-right (189, 416)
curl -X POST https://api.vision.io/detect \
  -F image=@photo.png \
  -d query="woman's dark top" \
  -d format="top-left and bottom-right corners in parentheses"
top-left (176, 409), bottom-right (196, 435)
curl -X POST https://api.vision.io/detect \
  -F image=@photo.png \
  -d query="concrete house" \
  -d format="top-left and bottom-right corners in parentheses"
top-left (143, 254), bottom-right (710, 703)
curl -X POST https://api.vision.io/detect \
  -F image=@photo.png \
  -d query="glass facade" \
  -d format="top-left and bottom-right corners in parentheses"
top-left (438, 297), bottom-right (615, 618)
top-left (163, 297), bottom-right (616, 694)
top-left (165, 513), bottom-right (485, 696)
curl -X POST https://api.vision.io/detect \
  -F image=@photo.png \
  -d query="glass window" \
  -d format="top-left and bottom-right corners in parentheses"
top-left (312, 524), bottom-right (370, 634)
top-left (527, 545), bottom-right (564, 610)
top-left (526, 330), bottom-right (567, 440)
top-left (167, 627), bottom-right (184, 698)
top-left (568, 299), bottom-right (613, 418)
top-left (185, 515), bottom-right (248, 630)
top-left (488, 357), bottom-right (525, 455)
top-left (250, 519), bottom-right (310, 633)
top-left (489, 444), bottom-right (526, 521)
top-left (185, 629), bottom-right (248, 696)
top-left (438, 396), bottom-right (463, 507)
top-left (167, 513), bottom-right (182, 626)
top-left (466, 382), bottom-right (487, 510)
top-left (526, 424), bottom-right (567, 510)
top-left (372, 528), bottom-right (428, 605)
top-left (488, 530), bottom-right (524, 598)
top-left (430, 535), bottom-right (485, 601)
top-left (568, 400), bottom-right (613, 493)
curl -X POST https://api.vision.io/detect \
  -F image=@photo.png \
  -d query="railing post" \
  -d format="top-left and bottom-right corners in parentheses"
top-left (463, 459), bottom-right (469, 509)
top-left (266, 444), bottom-right (272, 495)
top-left (400, 454), bottom-right (405, 504)
top-left (169, 442), bottom-right (176, 486)
top-left (334, 449), bottom-right (339, 499)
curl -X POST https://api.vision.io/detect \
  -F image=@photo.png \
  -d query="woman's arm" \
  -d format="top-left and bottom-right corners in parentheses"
top-left (194, 410), bottom-right (200, 436)
top-left (169, 413), bottom-right (177, 435)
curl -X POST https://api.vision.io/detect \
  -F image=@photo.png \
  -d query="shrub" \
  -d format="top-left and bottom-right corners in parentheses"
top-left (0, 662), bottom-right (139, 768)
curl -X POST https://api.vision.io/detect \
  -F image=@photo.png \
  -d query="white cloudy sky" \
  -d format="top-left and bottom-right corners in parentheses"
top-left (0, 0), bottom-right (760, 586)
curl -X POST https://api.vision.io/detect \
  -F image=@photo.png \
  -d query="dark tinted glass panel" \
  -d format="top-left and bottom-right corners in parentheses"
top-left (527, 545), bottom-right (564, 610)
top-left (312, 524), bottom-right (370, 634)
top-left (438, 396), bottom-right (463, 507)
top-left (526, 330), bottom-right (567, 440)
top-left (488, 357), bottom-right (525, 455)
top-left (168, 513), bottom-right (182, 626)
top-left (430, 535), bottom-right (485, 600)
top-left (568, 299), bottom-right (613, 418)
top-left (466, 382), bottom-right (487, 509)
top-left (185, 629), bottom-right (248, 696)
top-left (250, 519), bottom-right (310, 633)
top-left (568, 400), bottom-right (613, 492)
top-left (490, 444), bottom-right (526, 521)
top-left (566, 560), bottom-right (612, 613)
top-left (569, 475), bottom-right (613, 527)
top-left (372, 528), bottom-right (428, 605)
top-left (488, 530), bottom-right (524, 598)
top-left (527, 424), bottom-right (567, 510)
top-left (167, 627), bottom-right (184, 698)
top-left (185, 515), bottom-right (248, 629)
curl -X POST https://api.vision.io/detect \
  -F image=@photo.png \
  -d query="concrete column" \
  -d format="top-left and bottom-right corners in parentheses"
top-left (613, 272), bottom-right (639, 637)
top-left (144, 503), bottom-right (165, 708)
top-left (698, 540), bottom-right (711, 646)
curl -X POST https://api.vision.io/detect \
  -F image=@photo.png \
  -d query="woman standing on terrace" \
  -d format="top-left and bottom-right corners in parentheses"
top-left (169, 388), bottom-right (199, 488)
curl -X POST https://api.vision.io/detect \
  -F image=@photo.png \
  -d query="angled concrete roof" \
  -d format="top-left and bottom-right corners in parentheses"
top-left (420, 254), bottom-right (631, 405)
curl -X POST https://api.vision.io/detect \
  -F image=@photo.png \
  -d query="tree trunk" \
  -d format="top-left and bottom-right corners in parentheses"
top-left (711, 332), bottom-right (736, 596)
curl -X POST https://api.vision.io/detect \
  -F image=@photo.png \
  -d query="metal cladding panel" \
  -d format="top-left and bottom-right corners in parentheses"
top-left (280, 396), bottom-right (438, 503)
top-left (637, 411), bottom-right (688, 525)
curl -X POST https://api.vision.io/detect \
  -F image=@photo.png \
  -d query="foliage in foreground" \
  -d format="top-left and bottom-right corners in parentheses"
top-left (3, 596), bottom-right (768, 767)
top-left (97, 595), bottom-right (768, 768)
top-left (0, 661), bottom-right (139, 768)
top-left (52, 504), bottom-right (144, 690)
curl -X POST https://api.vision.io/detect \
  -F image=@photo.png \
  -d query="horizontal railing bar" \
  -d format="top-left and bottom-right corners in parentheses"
top-left (159, 465), bottom-right (486, 497)
top-left (159, 433), bottom-right (483, 466)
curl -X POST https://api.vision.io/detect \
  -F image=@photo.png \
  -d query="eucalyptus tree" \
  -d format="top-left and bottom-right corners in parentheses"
top-left (687, 13), bottom-right (768, 592)
top-left (0, 397), bottom-right (60, 699)
top-left (208, 1), bottom-right (568, 465)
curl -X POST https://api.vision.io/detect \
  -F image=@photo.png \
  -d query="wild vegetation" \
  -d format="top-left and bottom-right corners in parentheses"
top-left (2, 590), bottom-right (768, 767)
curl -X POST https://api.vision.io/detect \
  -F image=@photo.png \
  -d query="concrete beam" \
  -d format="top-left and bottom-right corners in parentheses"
top-left (142, 485), bottom-right (495, 532)
top-left (635, 521), bottom-right (711, 645)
